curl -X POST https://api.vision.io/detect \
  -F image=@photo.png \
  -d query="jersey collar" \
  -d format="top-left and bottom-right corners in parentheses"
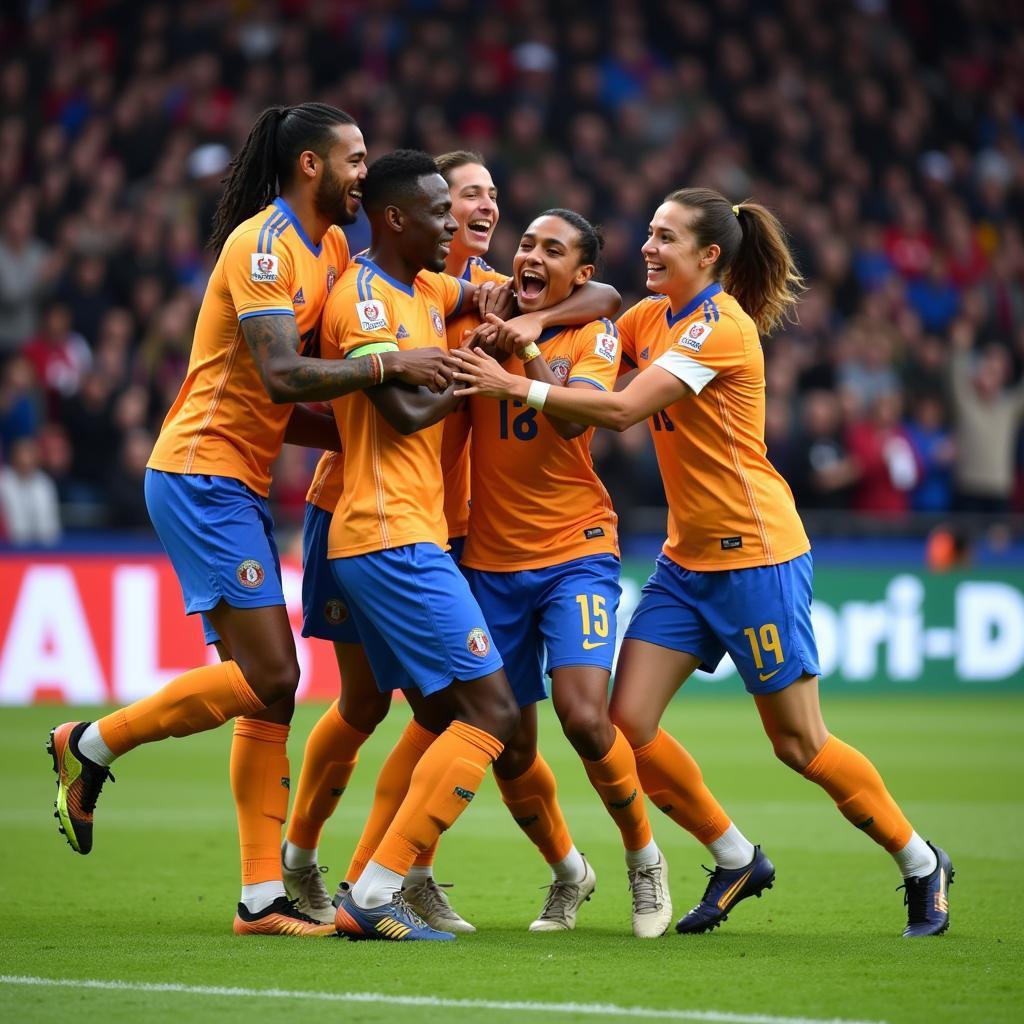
top-left (666, 282), bottom-right (722, 326)
top-left (537, 325), bottom-right (567, 344)
top-left (354, 255), bottom-right (416, 296)
top-left (272, 197), bottom-right (322, 258)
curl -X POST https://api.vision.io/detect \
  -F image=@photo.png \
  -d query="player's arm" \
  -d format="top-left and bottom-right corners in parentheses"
top-left (517, 356), bottom-right (598, 440)
top-left (241, 314), bottom-right (457, 402)
top-left (283, 405), bottom-right (342, 451)
top-left (453, 346), bottom-right (688, 432)
top-left (366, 381), bottom-right (462, 436)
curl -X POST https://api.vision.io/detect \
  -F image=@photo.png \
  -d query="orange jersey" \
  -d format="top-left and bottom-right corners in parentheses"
top-left (618, 284), bottom-right (809, 570)
top-left (462, 318), bottom-right (620, 571)
top-left (148, 199), bottom-right (350, 496)
top-left (307, 449), bottom-right (343, 513)
top-left (441, 257), bottom-right (510, 540)
top-left (321, 256), bottom-right (465, 558)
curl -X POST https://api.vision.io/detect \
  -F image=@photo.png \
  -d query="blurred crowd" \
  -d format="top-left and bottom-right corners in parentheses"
top-left (0, 0), bottom-right (1023, 546)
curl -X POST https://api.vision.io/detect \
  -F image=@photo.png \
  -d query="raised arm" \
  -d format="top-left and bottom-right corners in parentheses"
top-left (241, 314), bottom-right (457, 403)
top-left (453, 346), bottom-right (687, 431)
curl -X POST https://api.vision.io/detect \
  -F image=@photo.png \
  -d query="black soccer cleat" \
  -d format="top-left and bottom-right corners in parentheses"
top-left (675, 845), bottom-right (775, 934)
top-left (901, 842), bottom-right (953, 937)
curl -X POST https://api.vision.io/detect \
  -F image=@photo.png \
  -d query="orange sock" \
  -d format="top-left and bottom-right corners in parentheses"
top-left (97, 661), bottom-right (264, 757)
top-left (632, 729), bottom-right (732, 845)
top-left (581, 726), bottom-right (652, 852)
top-left (803, 734), bottom-right (913, 853)
top-left (496, 753), bottom-right (573, 864)
top-left (346, 718), bottom-right (437, 881)
top-left (230, 718), bottom-right (290, 884)
top-left (373, 720), bottom-right (502, 876)
top-left (286, 703), bottom-right (370, 850)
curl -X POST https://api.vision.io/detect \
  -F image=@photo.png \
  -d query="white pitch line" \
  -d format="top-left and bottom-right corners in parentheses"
top-left (0, 975), bottom-right (885, 1024)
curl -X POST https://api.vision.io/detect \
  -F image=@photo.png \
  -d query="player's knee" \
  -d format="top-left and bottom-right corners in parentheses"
top-left (240, 654), bottom-right (300, 705)
top-left (489, 694), bottom-right (520, 744)
top-left (608, 703), bottom-right (653, 749)
top-left (339, 690), bottom-right (389, 734)
top-left (559, 704), bottom-right (613, 760)
top-left (771, 734), bottom-right (816, 772)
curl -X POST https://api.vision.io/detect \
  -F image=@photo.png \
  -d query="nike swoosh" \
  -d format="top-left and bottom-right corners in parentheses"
top-left (582, 640), bottom-right (608, 650)
top-left (758, 668), bottom-right (781, 682)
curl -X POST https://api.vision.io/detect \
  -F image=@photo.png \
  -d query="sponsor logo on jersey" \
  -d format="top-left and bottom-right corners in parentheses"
top-left (236, 559), bottom-right (265, 588)
top-left (549, 357), bottom-right (571, 383)
top-left (675, 320), bottom-right (713, 352)
top-left (396, 324), bottom-right (410, 340)
top-left (250, 253), bottom-right (279, 283)
top-left (324, 598), bottom-right (349, 625)
top-left (466, 626), bottom-right (490, 657)
top-left (584, 526), bottom-right (605, 539)
top-left (594, 332), bottom-right (618, 362)
top-left (292, 288), bottom-right (305, 305)
top-left (429, 305), bottom-right (444, 337)
top-left (357, 300), bottom-right (388, 331)
top-left (720, 535), bottom-right (742, 549)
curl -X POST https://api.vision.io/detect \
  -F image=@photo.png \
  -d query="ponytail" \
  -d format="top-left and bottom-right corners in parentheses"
top-left (664, 188), bottom-right (803, 335)
top-left (208, 102), bottom-right (356, 253)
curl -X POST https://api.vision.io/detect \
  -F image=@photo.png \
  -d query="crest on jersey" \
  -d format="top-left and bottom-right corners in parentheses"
top-left (466, 627), bottom-right (490, 657)
top-left (324, 599), bottom-right (349, 625)
top-left (327, 265), bottom-right (337, 293)
top-left (549, 357), bottom-right (571, 383)
top-left (675, 320), bottom-right (713, 352)
top-left (236, 559), bottom-right (265, 588)
top-left (594, 332), bottom-right (618, 363)
top-left (429, 305), bottom-right (444, 337)
top-left (250, 253), bottom-right (279, 283)
top-left (357, 300), bottom-right (388, 331)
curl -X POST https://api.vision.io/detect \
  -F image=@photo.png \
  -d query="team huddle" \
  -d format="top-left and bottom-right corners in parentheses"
top-left (49, 103), bottom-right (952, 943)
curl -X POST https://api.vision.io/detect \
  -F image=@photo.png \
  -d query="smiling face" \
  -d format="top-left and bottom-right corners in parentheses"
top-left (399, 172), bottom-right (458, 273)
top-left (313, 123), bottom-right (367, 226)
top-left (512, 213), bottom-right (595, 313)
top-left (445, 162), bottom-right (499, 265)
top-left (641, 201), bottom-right (718, 302)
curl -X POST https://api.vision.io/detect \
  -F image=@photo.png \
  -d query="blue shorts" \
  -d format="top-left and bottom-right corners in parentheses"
top-left (463, 555), bottom-right (621, 707)
top-left (330, 542), bottom-right (504, 697)
top-left (624, 552), bottom-right (820, 695)
top-left (145, 469), bottom-right (285, 645)
top-left (301, 503), bottom-right (361, 644)
top-left (448, 535), bottom-right (466, 567)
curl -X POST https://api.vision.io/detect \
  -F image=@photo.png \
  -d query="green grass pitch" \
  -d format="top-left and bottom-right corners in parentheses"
top-left (2, 692), bottom-right (1022, 1023)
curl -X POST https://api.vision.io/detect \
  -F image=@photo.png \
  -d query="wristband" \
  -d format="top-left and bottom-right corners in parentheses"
top-left (517, 342), bottom-right (541, 363)
top-left (369, 352), bottom-right (384, 385)
top-left (525, 380), bottom-right (550, 410)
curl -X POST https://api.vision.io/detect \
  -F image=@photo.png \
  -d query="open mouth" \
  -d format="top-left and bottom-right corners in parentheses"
top-left (467, 219), bottom-right (492, 239)
top-left (518, 268), bottom-right (546, 299)
top-left (645, 261), bottom-right (666, 275)
top-left (347, 188), bottom-right (362, 207)
top-left (438, 237), bottom-right (452, 253)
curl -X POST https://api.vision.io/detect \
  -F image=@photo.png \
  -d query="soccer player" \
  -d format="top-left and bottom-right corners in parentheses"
top-left (319, 149), bottom-right (521, 941)
top-left (460, 208), bottom-right (673, 937)
top-left (47, 104), bottom-right (456, 937)
top-left (453, 187), bottom-right (953, 939)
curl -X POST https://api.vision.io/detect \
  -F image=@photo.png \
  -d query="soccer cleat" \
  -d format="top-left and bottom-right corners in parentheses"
top-left (901, 842), bottom-right (953, 937)
top-left (334, 890), bottom-right (456, 942)
top-left (233, 896), bottom-right (337, 936)
top-left (675, 845), bottom-right (775, 934)
top-left (403, 877), bottom-right (476, 934)
top-left (529, 857), bottom-right (597, 932)
top-left (628, 850), bottom-right (673, 938)
top-left (47, 722), bottom-right (114, 855)
top-left (281, 843), bottom-right (336, 925)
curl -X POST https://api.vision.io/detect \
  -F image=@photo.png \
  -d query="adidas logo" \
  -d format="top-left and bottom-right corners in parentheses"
top-left (453, 786), bottom-right (476, 802)
top-left (855, 816), bottom-right (875, 831)
top-left (396, 324), bottom-right (410, 339)
top-left (640, 347), bottom-right (649, 360)
top-left (609, 788), bottom-right (637, 809)
top-left (293, 288), bottom-right (305, 305)
top-left (514, 814), bottom-right (539, 828)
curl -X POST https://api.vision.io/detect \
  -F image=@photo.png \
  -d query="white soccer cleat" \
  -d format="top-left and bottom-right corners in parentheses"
top-left (280, 843), bottom-right (336, 925)
top-left (529, 857), bottom-right (597, 932)
top-left (629, 850), bottom-right (672, 938)
top-left (402, 877), bottom-right (477, 934)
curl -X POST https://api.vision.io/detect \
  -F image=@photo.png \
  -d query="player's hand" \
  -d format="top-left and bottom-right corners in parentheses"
top-left (476, 280), bottom-right (517, 321)
top-left (451, 346), bottom-right (520, 399)
top-left (490, 311), bottom-right (544, 354)
top-left (382, 347), bottom-right (459, 393)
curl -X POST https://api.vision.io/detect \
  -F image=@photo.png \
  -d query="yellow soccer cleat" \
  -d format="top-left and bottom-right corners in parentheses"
top-left (47, 722), bottom-right (114, 855)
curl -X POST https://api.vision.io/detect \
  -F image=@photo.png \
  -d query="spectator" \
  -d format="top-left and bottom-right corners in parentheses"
top-left (0, 355), bottom-right (42, 458)
top-left (846, 392), bottom-right (921, 517)
top-left (0, 436), bottom-right (61, 546)
top-left (790, 390), bottom-right (858, 511)
top-left (21, 302), bottom-right (92, 415)
top-left (905, 393), bottom-right (956, 514)
top-left (106, 427), bottom-right (153, 529)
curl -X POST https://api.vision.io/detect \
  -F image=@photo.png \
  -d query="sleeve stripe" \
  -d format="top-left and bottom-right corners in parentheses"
top-left (259, 212), bottom-right (287, 254)
top-left (238, 308), bottom-right (296, 321)
top-left (450, 277), bottom-right (466, 317)
top-left (600, 317), bottom-right (618, 337)
top-left (348, 341), bottom-right (400, 358)
top-left (567, 376), bottom-right (609, 391)
top-left (356, 265), bottom-right (368, 301)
